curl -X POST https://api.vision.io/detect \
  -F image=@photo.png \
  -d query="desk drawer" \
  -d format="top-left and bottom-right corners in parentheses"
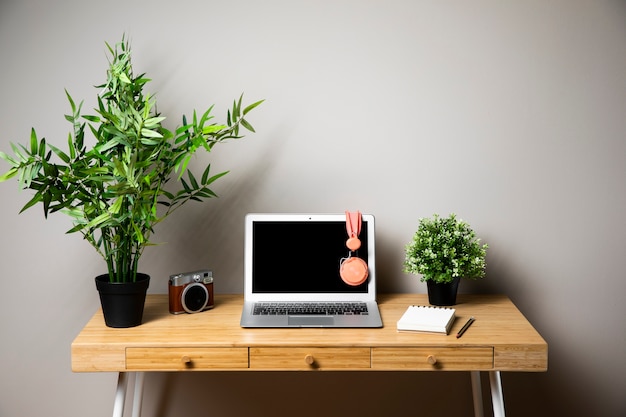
top-left (126, 347), bottom-right (249, 371)
top-left (250, 347), bottom-right (371, 370)
top-left (372, 347), bottom-right (493, 370)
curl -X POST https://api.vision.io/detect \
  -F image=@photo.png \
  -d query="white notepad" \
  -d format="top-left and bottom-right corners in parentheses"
top-left (396, 305), bottom-right (456, 334)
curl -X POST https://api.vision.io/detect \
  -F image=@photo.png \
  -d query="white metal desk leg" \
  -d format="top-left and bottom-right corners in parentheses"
top-left (471, 371), bottom-right (484, 417)
top-left (489, 371), bottom-right (506, 417)
top-left (132, 372), bottom-right (145, 417)
top-left (112, 372), bottom-right (128, 417)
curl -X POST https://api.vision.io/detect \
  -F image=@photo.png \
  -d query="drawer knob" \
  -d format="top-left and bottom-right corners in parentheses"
top-left (304, 354), bottom-right (315, 365)
top-left (427, 355), bottom-right (437, 365)
top-left (181, 356), bottom-right (192, 364)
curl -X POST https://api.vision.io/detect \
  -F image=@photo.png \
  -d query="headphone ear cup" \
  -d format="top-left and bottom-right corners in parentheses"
top-left (340, 257), bottom-right (369, 286)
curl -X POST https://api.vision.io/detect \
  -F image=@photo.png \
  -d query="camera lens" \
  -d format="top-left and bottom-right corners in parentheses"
top-left (181, 283), bottom-right (209, 313)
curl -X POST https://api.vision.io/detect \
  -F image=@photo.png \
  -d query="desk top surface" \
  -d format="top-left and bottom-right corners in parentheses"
top-left (72, 294), bottom-right (547, 372)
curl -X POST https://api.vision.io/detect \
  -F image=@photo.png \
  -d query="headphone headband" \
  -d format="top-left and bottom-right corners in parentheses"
top-left (340, 210), bottom-right (368, 286)
top-left (345, 211), bottom-right (362, 251)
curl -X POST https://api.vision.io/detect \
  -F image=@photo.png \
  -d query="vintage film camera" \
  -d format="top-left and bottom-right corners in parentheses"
top-left (169, 269), bottom-right (215, 314)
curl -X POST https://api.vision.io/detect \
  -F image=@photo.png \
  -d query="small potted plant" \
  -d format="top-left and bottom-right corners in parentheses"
top-left (403, 213), bottom-right (488, 305)
top-left (0, 36), bottom-right (262, 327)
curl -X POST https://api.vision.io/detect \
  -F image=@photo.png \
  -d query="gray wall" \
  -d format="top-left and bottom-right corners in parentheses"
top-left (1, 1), bottom-right (624, 416)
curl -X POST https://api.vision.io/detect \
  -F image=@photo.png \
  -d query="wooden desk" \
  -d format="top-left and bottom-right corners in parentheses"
top-left (72, 294), bottom-right (547, 417)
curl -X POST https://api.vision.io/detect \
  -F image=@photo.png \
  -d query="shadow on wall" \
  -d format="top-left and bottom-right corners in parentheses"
top-left (463, 253), bottom-right (601, 417)
top-left (144, 371), bottom-right (481, 417)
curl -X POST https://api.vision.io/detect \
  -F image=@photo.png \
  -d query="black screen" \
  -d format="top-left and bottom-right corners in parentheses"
top-left (252, 220), bottom-right (369, 293)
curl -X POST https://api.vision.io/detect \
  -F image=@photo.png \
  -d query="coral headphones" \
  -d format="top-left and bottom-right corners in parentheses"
top-left (339, 211), bottom-right (369, 286)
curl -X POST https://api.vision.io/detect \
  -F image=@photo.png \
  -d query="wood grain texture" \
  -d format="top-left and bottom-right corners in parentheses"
top-left (250, 347), bottom-right (371, 370)
top-left (372, 347), bottom-right (494, 370)
top-left (126, 347), bottom-right (248, 371)
top-left (71, 294), bottom-right (547, 372)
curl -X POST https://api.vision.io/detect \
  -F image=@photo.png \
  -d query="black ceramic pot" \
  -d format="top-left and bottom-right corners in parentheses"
top-left (426, 277), bottom-right (460, 306)
top-left (95, 273), bottom-right (150, 328)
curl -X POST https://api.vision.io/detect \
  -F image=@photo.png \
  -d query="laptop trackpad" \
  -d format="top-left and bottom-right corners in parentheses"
top-left (288, 316), bottom-right (334, 327)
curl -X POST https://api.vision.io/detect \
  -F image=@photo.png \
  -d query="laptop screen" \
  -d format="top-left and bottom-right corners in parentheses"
top-left (249, 215), bottom-right (373, 295)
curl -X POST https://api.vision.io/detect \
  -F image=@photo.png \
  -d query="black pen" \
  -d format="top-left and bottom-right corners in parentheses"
top-left (456, 316), bottom-right (475, 338)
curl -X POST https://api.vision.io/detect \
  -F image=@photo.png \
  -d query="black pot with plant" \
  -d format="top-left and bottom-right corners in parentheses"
top-left (403, 213), bottom-right (488, 306)
top-left (0, 36), bottom-right (262, 327)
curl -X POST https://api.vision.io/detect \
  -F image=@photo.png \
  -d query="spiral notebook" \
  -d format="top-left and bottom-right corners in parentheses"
top-left (396, 305), bottom-right (456, 334)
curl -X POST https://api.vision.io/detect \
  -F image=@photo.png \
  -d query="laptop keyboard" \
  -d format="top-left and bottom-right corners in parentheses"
top-left (253, 302), bottom-right (369, 316)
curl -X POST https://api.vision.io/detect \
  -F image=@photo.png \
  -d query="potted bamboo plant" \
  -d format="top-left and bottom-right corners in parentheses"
top-left (403, 213), bottom-right (488, 306)
top-left (0, 36), bottom-right (262, 327)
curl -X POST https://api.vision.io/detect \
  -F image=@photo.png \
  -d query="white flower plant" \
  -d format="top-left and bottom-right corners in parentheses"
top-left (403, 213), bottom-right (488, 284)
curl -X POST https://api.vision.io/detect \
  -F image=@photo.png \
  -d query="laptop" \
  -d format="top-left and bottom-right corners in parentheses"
top-left (240, 213), bottom-right (383, 328)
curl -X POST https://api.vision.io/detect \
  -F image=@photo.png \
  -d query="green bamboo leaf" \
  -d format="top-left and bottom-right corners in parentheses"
top-left (243, 99), bottom-right (264, 115)
top-left (160, 190), bottom-right (175, 200)
top-left (181, 178), bottom-right (191, 192)
top-left (30, 129), bottom-right (38, 154)
top-left (195, 188), bottom-right (217, 198)
top-left (17, 165), bottom-right (31, 189)
top-left (132, 222), bottom-right (144, 244)
top-left (43, 191), bottom-right (52, 215)
top-left (143, 116), bottom-right (166, 128)
top-left (140, 138), bottom-right (161, 145)
top-left (87, 212), bottom-right (112, 229)
top-left (83, 115), bottom-right (100, 122)
top-left (234, 95), bottom-right (242, 117)
top-left (9, 143), bottom-right (27, 162)
top-left (205, 170), bottom-right (229, 185)
top-left (81, 167), bottom-right (110, 175)
top-left (175, 124), bottom-right (192, 136)
top-left (119, 72), bottom-right (131, 84)
top-left (19, 191), bottom-right (45, 214)
top-left (240, 119), bottom-right (255, 133)
top-left (97, 139), bottom-right (122, 153)
top-left (37, 138), bottom-right (47, 158)
top-left (109, 197), bottom-right (123, 214)
top-left (65, 89), bottom-right (77, 113)
top-left (134, 76), bottom-right (151, 86)
top-left (202, 124), bottom-right (227, 134)
top-left (65, 222), bottom-right (87, 234)
top-left (198, 106), bottom-right (215, 126)
top-left (48, 143), bottom-right (70, 164)
top-left (140, 128), bottom-right (163, 139)
top-left (201, 164), bottom-right (211, 184)
top-left (177, 155), bottom-right (192, 177)
top-left (0, 151), bottom-right (17, 165)
top-left (42, 160), bottom-right (56, 178)
top-left (66, 133), bottom-right (76, 160)
top-left (187, 170), bottom-right (199, 189)
top-left (0, 167), bottom-right (18, 182)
